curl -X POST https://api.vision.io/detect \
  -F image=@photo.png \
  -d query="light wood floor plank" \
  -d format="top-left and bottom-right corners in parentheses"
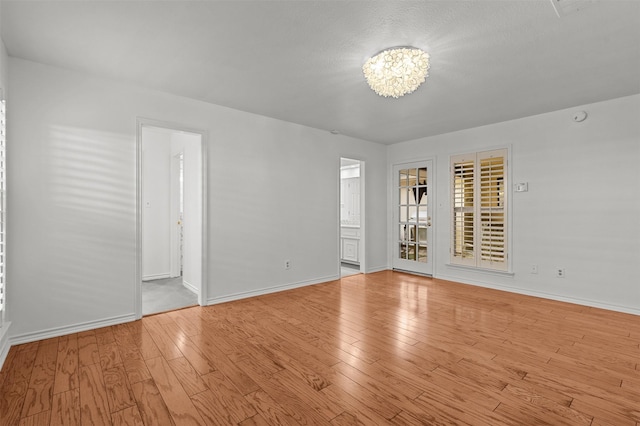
top-left (111, 405), bottom-right (145, 426)
top-left (268, 368), bottom-right (344, 421)
top-left (53, 335), bottom-right (79, 395)
top-left (190, 332), bottom-right (261, 396)
top-left (128, 330), bottom-right (162, 361)
top-left (172, 336), bottom-right (217, 376)
top-left (500, 383), bottom-right (593, 425)
top-left (243, 389), bottom-right (304, 426)
top-left (20, 342), bottom-right (57, 418)
top-left (103, 364), bottom-right (136, 413)
top-left (198, 370), bottom-right (257, 423)
top-left (141, 317), bottom-right (184, 361)
top-left (166, 309), bottom-right (206, 337)
top-left (77, 332), bottom-right (100, 368)
top-left (190, 389), bottom-right (239, 425)
top-left (98, 341), bottom-right (123, 372)
top-left (94, 328), bottom-right (116, 345)
top-left (131, 379), bottom-right (175, 426)
top-left (18, 410), bottom-right (50, 426)
top-left (122, 352), bottom-right (152, 385)
top-left (321, 369), bottom-right (402, 420)
top-left (79, 363), bottom-right (111, 426)
top-left (50, 389), bottom-right (80, 426)
top-left (166, 357), bottom-right (208, 397)
top-left (0, 379), bottom-right (29, 426)
top-left (6, 349), bottom-right (38, 386)
top-left (145, 356), bottom-right (205, 425)
top-left (237, 413), bottom-right (270, 426)
top-left (20, 360), bottom-right (55, 418)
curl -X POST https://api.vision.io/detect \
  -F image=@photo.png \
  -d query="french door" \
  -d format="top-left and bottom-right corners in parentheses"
top-left (393, 161), bottom-right (433, 275)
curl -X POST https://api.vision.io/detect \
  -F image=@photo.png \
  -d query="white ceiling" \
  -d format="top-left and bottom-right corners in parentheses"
top-left (1, 0), bottom-right (639, 144)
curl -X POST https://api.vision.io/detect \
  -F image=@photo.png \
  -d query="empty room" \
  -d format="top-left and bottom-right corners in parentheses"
top-left (0, 1), bottom-right (638, 425)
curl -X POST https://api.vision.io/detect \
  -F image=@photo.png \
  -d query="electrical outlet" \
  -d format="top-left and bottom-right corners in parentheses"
top-left (284, 260), bottom-right (291, 270)
top-left (556, 268), bottom-right (565, 278)
top-left (531, 264), bottom-right (538, 274)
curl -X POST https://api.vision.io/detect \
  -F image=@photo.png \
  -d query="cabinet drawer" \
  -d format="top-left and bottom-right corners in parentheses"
top-left (341, 227), bottom-right (360, 238)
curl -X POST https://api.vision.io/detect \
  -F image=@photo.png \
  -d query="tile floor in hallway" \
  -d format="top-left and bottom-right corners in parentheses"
top-left (142, 276), bottom-right (198, 316)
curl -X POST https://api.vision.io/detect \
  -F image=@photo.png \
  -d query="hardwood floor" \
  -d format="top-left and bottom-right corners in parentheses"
top-left (1, 271), bottom-right (639, 425)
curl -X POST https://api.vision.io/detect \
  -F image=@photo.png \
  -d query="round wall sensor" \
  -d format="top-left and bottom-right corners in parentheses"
top-left (573, 111), bottom-right (588, 122)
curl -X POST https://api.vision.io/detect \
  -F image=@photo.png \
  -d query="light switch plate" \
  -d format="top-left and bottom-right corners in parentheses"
top-left (515, 182), bottom-right (528, 192)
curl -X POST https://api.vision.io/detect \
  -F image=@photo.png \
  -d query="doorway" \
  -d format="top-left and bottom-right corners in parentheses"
top-left (392, 160), bottom-right (433, 275)
top-left (340, 158), bottom-right (364, 277)
top-left (137, 121), bottom-right (206, 317)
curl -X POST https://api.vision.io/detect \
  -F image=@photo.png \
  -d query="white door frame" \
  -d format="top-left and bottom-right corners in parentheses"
top-left (135, 118), bottom-right (208, 319)
top-left (338, 157), bottom-right (365, 274)
top-left (391, 159), bottom-right (435, 276)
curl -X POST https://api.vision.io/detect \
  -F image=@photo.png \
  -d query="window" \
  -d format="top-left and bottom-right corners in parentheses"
top-left (0, 97), bottom-right (5, 326)
top-left (451, 149), bottom-right (508, 271)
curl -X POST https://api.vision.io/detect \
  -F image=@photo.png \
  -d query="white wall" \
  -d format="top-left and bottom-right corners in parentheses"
top-left (141, 127), bottom-right (172, 280)
top-left (8, 55), bottom-right (634, 345)
top-left (0, 43), bottom-right (6, 95)
top-left (6, 58), bottom-right (388, 340)
top-left (388, 94), bottom-right (640, 314)
top-left (0, 2), bottom-right (6, 95)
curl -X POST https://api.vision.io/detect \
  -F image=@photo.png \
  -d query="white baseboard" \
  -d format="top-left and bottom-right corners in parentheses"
top-left (182, 280), bottom-right (199, 295)
top-left (0, 321), bottom-right (12, 371)
top-left (435, 273), bottom-right (640, 316)
top-left (206, 274), bottom-right (340, 306)
top-left (142, 273), bottom-right (171, 281)
top-left (9, 314), bottom-right (137, 346)
top-left (365, 265), bottom-right (389, 274)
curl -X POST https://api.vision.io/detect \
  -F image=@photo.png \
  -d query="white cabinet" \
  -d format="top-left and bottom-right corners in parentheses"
top-left (340, 177), bottom-right (360, 226)
top-left (342, 238), bottom-right (359, 263)
top-left (340, 227), bottom-right (360, 264)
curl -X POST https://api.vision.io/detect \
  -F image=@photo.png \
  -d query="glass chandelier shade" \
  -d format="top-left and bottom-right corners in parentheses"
top-left (362, 47), bottom-right (430, 98)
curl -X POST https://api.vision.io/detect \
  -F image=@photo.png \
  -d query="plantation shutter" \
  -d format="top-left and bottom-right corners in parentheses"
top-left (451, 149), bottom-right (508, 271)
top-left (0, 98), bottom-right (5, 326)
top-left (452, 154), bottom-right (476, 266)
top-left (478, 150), bottom-right (507, 270)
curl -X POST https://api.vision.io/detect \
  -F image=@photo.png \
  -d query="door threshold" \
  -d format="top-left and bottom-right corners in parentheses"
top-left (392, 268), bottom-right (433, 278)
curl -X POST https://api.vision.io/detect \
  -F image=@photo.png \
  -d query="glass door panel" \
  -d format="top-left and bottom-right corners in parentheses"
top-left (393, 161), bottom-right (433, 275)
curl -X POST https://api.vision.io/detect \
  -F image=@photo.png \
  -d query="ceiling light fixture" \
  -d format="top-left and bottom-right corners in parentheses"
top-left (362, 47), bottom-right (430, 98)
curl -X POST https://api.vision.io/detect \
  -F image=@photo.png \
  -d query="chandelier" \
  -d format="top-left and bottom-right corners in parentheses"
top-left (362, 47), bottom-right (430, 98)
